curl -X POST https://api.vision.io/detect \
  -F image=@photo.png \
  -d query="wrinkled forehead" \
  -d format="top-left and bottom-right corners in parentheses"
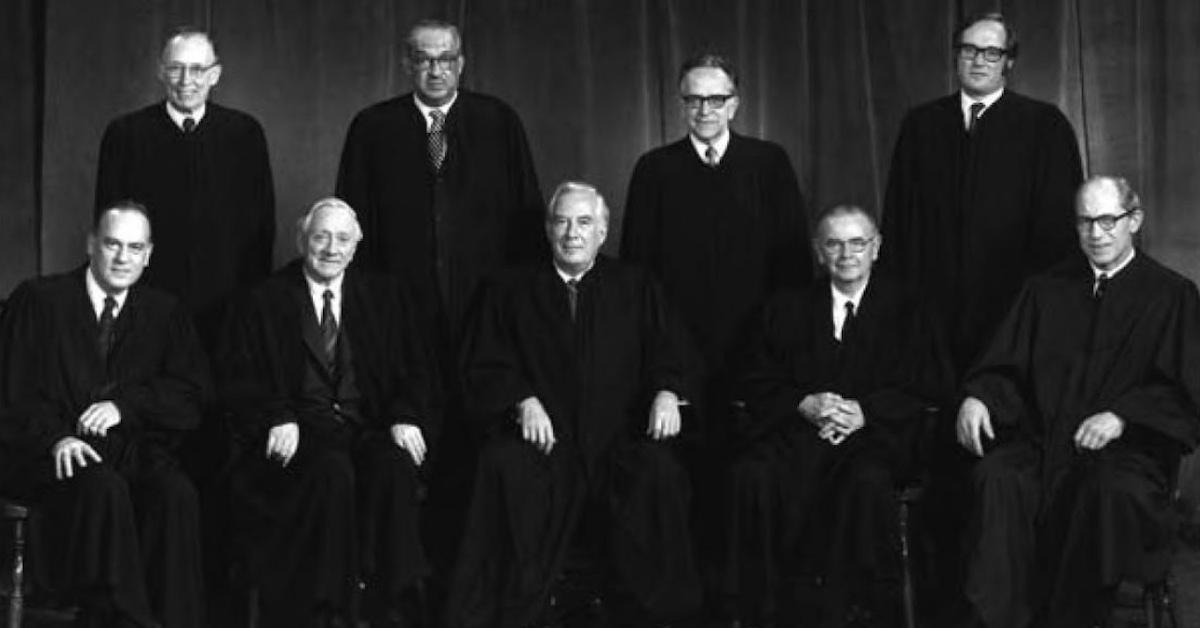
top-left (308, 205), bottom-right (359, 234)
top-left (681, 67), bottom-right (735, 95)
top-left (819, 212), bottom-right (876, 239)
top-left (163, 34), bottom-right (216, 65)
top-left (960, 19), bottom-right (1008, 47)
top-left (410, 26), bottom-right (460, 55)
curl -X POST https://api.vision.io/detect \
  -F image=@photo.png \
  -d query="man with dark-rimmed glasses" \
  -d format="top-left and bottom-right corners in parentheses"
top-left (955, 176), bottom-right (1200, 627)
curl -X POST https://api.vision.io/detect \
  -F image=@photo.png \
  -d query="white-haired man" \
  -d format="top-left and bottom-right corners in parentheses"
top-left (223, 198), bottom-right (435, 627)
top-left (448, 182), bottom-right (702, 627)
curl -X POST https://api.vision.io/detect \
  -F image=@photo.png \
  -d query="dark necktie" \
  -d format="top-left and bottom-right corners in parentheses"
top-left (98, 296), bottom-right (117, 357)
top-left (320, 289), bottom-right (338, 365)
top-left (428, 110), bottom-right (447, 171)
top-left (182, 117), bottom-right (196, 133)
top-left (1093, 273), bottom-right (1110, 300)
top-left (840, 301), bottom-right (856, 342)
top-left (705, 145), bottom-right (719, 167)
top-left (967, 102), bottom-right (985, 134)
top-left (566, 279), bottom-right (579, 321)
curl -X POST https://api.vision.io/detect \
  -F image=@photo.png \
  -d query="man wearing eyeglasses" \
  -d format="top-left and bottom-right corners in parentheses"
top-left (722, 205), bottom-right (948, 628)
top-left (621, 53), bottom-right (811, 571)
top-left (883, 12), bottom-right (1082, 381)
top-left (955, 176), bottom-right (1200, 627)
top-left (95, 28), bottom-right (275, 347)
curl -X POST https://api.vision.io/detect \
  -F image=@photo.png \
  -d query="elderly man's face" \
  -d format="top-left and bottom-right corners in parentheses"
top-left (87, 210), bottom-right (153, 295)
top-left (680, 67), bottom-right (739, 143)
top-left (301, 207), bottom-right (360, 283)
top-left (547, 191), bottom-right (607, 275)
top-left (159, 35), bottom-right (221, 114)
top-left (406, 26), bottom-right (464, 107)
top-left (956, 19), bottom-right (1011, 98)
top-left (815, 211), bottom-right (880, 292)
top-left (1076, 181), bottom-right (1142, 271)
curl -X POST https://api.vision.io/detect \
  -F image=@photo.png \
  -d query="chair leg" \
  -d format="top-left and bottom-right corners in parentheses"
top-left (899, 500), bottom-right (916, 628)
top-left (8, 516), bottom-right (25, 628)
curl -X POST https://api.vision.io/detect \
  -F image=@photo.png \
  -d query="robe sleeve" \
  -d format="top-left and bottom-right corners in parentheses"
top-left (110, 304), bottom-right (210, 432)
top-left (962, 284), bottom-right (1040, 429)
top-left (766, 145), bottom-right (812, 290)
top-left (218, 291), bottom-right (301, 439)
top-left (94, 118), bottom-right (128, 214)
top-left (382, 282), bottom-right (440, 440)
top-left (881, 111), bottom-right (919, 284)
top-left (738, 293), bottom-right (809, 441)
top-left (246, 120), bottom-right (276, 284)
top-left (1108, 282), bottom-right (1200, 450)
top-left (501, 109), bottom-right (547, 266)
top-left (1026, 108), bottom-right (1083, 275)
top-left (858, 300), bottom-right (953, 426)
top-left (641, 272), bottom-right (701, 405)
top-left (460, 278), bottom-right (538, 430)
top-left (0, 281), bottom-right (71, 456)
top-left (620, 153), bottom-right (660, 270)
top-left (334, 111), bottom-right (379, 270)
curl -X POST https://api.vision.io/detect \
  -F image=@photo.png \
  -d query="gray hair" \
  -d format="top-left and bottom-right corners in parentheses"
top-left (160, 28), bottom-right (219, 65)
top-left (295, 197), bottom-right (363, 242)
top-left (813, 203), bottom-right (879, 237)
top-left (547, 181), bottom-right (610, 225)
top-left (405, 19), bottom-right (463, 57)
top-left (1079, 175), bottom-right (1143, 214)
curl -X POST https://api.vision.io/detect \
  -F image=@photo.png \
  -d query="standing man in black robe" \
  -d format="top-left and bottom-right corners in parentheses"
top-left (335, 19), bottom-right (544, 579)
top-left (621, 53), bottom-right (811, 575)
top-left (447, 182), bottom-right (702, 628)
top-left (882, 11), bottom-right (1083, 379)
top-left (956, 176), bottom-right (1200, 627)
top-left (0, 202), bottom-right (209, 628)
top-left (722, 205), bottom-right (948, 628)
top-left (221, 198), bottom-right (436, 627)
top-left (95, 28), bottom-right (275, 345)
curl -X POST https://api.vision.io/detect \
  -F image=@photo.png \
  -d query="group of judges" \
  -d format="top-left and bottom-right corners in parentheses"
top-left (1, 11), bottom-right (1198, 628)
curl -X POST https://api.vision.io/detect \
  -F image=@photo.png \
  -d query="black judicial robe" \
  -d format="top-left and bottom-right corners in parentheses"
top-left (95, 101), bottom-right (275, 338)
top-left (882, 90), bottom-right (1083, 373)
top-left (335, 90), bottom-right (545, 348)
top-left (0, 268), bottom-right (209, 628)
top-left (723, 275), bottom-right (948, 625)
top-left (447, 256), bottom-right (702, 627)
top-left (622, 133), bottom-right (811, 389)
top-left (221, 261), bottom-right (436, 624)
top-left (962, 252), bottom-right (1200, 628)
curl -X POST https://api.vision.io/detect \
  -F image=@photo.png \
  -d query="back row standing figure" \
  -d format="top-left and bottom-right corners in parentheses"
top-left (880, 11), bottom-right (1084, 604)
top-left (620, 53), bottom-right (812, 568)
top-left (95, 28), bottom-right (275, 346)
top-left (335, 20), bottom-right (544, 581)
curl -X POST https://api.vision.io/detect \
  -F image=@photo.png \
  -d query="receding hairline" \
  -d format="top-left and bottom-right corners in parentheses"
top-left (547, 181), bottom-right (610, 225)
top-left (1077, 175), bottom-right (1142, 214)
top-left (814, 204), bottom-right (879, 237)
top-left (94, 204), bottom-right (153, 241)
top-left (296, 197), bottom-right (363, 240)
top-left (405, 20), bottom-right (463, 55)
top-left (160, 30), bottom-right (218, 65)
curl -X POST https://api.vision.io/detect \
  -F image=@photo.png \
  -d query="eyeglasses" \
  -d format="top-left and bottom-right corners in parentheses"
top-left (410, 53), bottom-right (461, 71)
top-left (1075, 210), bottom-right (1135, 232)
top-left (681, 94), bottom-right (734, 110)
top-left (820, 237), bottom-right (875, 255)
top-left (954, 44), bottom-right (1008, 63)
top-left (162, 63), bottom-right (217, 81)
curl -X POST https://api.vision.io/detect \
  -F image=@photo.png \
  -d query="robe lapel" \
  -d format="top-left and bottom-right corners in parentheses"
top-left (287, 269), bottom-right (337, 384)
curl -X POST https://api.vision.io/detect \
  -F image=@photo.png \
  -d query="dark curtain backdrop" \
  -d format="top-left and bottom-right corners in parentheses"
top-left (3, 0), bottom-right (1200, 501)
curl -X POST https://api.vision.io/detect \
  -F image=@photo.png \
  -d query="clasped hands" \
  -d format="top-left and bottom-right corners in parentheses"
top-left (955, 396), bottom-right (1124, 457)
top-left (516, 390), bottom-right (682, 455)
top-left (799, 392), bottom-right (864, 445)
top-left (51, 401), bottom-right (122, 480)
top-left (265, 421), bottom-right (427, 467)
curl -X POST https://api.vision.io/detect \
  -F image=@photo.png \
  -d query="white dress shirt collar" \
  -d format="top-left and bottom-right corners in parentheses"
top-left (165, 101), bottom-right (206, 131)
top-left (304, 270), bottom-right (345, 324)
top-left (85, 268), bottom-right (129, 320)
top-left (960, 87), bottom-right (1004, 129)
top-left (554, 261), bottom-right (594, 285)
top-left (413, 92), bottom-right (459, 131)
top-left (830, 279), bottom-right (869, 341)
top-left (689, 129), bottom-right (731, 165)
top-left (1091, 249), bottom-right (1136, 281)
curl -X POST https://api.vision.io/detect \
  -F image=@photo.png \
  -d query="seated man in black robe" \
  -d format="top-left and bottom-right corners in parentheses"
top-left (956, 175), bottom-right (1200, 628)
top-left (221, 198), bottom-right (436, 627)
top-left (446, 181), bottom-right (702, 628)
top-left (0, 202), bottom-right (210, 628)
top-left (721, 205), bottom-right (947, 628)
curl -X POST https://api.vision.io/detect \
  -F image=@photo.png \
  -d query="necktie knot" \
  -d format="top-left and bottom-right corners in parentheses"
top-left (1093, 273), bottom-right (1110, 300)
top-left (968, 102), bottom-right (985, 133)
top-left (182, 117), bottom-right (196, 133)
top-left (705, 145), bottom-right (719, 167)
top-left (428, 110), bottom-right (445, 132)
